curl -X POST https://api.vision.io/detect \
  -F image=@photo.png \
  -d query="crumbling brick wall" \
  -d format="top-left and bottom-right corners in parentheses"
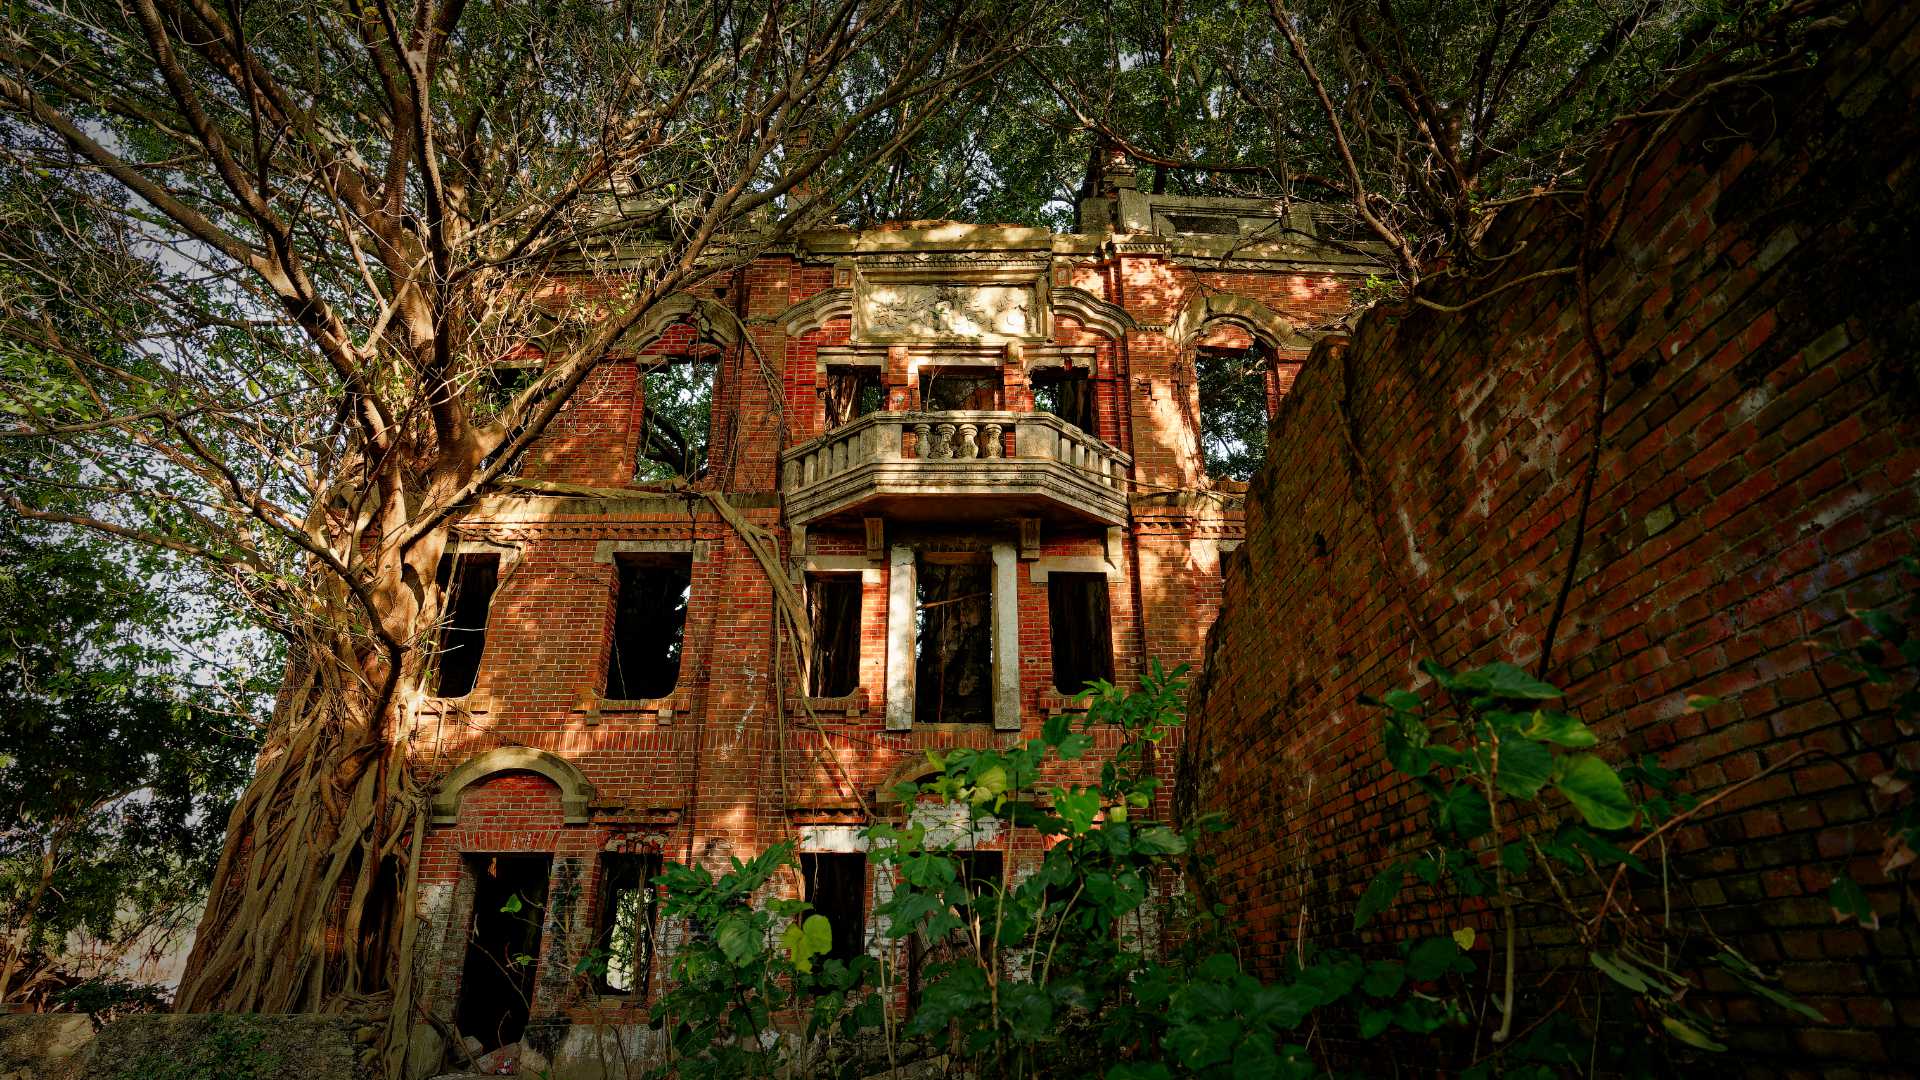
top-left (1183, 3), bottom-right (1920, 1070)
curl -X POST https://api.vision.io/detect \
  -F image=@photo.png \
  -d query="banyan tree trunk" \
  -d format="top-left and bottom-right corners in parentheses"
top-left (177, 631), bottom-right (422, 1017)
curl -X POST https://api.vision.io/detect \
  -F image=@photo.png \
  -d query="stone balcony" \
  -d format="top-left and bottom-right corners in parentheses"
top-left (780, 410), bottom-right (1131, 526)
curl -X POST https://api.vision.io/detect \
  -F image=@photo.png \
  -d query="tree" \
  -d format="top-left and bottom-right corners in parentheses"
top-left (1025, 0), bottom-right (1824, 291)
top-left (0, 525), bottom-right (264, 1007)
top-left (0, 0), bottom-right (1045, 1043)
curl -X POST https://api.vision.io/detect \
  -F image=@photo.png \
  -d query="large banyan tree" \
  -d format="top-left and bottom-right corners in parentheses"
top-left (0, 0), bottom-right (1038, 1061)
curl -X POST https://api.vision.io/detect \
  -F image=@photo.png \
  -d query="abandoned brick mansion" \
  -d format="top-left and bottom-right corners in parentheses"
top-left (408, 171), bottom-right (1377, 1067)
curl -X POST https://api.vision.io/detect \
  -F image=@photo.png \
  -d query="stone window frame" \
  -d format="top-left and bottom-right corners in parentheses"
top-left (583, 538), bottom-right (709, 722)
top-left (885, 542), bottom-right (1020, 732)
top-left (1028, 556), bottom-right (1121, 712)
top-left (800, 555), bottom-right (882, 714)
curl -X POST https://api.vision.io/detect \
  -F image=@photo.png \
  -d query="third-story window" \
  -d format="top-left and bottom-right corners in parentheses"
top-left (807, 573), bottom-right (862, 698)
top-left (800, 852), bottom-right (867, 966)
top-left (434, 552), bottom-right (499, 698)
top-left (635, 356), bottom-right (718, 482)
top-left (605, 554), bottom-right (691, 700)
top-left (824, 367), bottom-right (884, 430)
top-left (1048, 572), bottom-right (1114, 694)
top-left (1032, 369), bottom-right (1096, 435)
top-left (594, 852), bottom-right (661, 998)
top-left (915, 554), bottom-right (993, 724)
top-left (1195, 346), bottom-right (1272, 481)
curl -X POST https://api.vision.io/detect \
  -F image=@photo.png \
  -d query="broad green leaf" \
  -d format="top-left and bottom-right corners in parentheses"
top-left (1434, 785), bottom-right (1492, 839)
top-left (1054, 786), bottom-right (1101, 834)
top-left (1521, 709), bottom-right (1599, 748)
top-left (1829, 876), bottom-right (1879, 929)
top-left (715, 914), bottom-right (759, 967)
top-left (1478, 662), bottom-right (1563, 700)
top-left (500, 893), bottom-right (523, 914)
top-left (1354, 862), bottom-right (1405, 929)
top-left (1554, 755), bottom-right (1636, 829)
top-left (782, 914), bottom-right (833, 972)
top-left (1451, 927), bottom-right (1476, 950)
top-left (1495, 737), bottom-right (1553, 798)
top-left (1406, 936), bottom-right (1465, 980)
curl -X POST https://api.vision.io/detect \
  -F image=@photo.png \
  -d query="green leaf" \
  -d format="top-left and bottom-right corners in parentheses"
top-left (1354, 862), bottom-right (1405, 929)
top-left (782, 914), bottom-right (833, 973)
top-left (1433, 785), bottom-right (1492, 840)
top-left (1451, 927), bottom-right (1476, 951)
top-left (500, 893), bottom-right (523, 914)
top-left (1495, 737), bottom-right (1553, 799)
top-left (1685, 695), bottom-right (1721, 710)
top-left (1406, 936), bottom-right (1465, 981)
top-left (1590, 951), bottom-right (1652, 993)
top-left (715, 914), bottom-right (760, 967)
top-left (1382, 689), bottom-right (1423, 712)
top-left (1660, 1015), bottom-right (1726, 1051)
top-left (1479, 662), bottom-right (1563, 700)
top-left (1829, 876), bottom-right (1879, 929)
top-left (1054, 786), bottom-right (1101, 834)
top-left (1357, 1007), bottom-right (1392, 1038)
top-left (1056, 732), bottom-right (1095, 760)
top-left (1362, 961), bottom-right (1404, 997)
top-left (1520, 709), bottom-right (1599, 748)
top-left (1554, 755), bottom-right (1636, 829)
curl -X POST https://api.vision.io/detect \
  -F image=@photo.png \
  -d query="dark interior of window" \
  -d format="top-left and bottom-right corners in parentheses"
top-left (919, 369), bottom-right (1001, 410)
top-left (636, 357), bottom-right (717, 482)
top-left (605, 554), bottom-right (691, 700)
top-left (1048, 572), bottom-right (1114, 694)
top-left (915, 556), bottom-right (993, 725)
top-left (1195, 347), bottom-right (1272, 481)
top-left (457, 853), bottom-right (550, 1052)
top-left (824, 367), bottom-right (885, 429)
top-left (1032, 369), bottom-right (1096, 434)
top-left (807, 573), bottom-right (862, 698)
top-left (594, 852), bottom-right (661, 998)
top-left (435, 553), bottom-right (500, 698)
top-left (800, 852), bottom-right (867, 965)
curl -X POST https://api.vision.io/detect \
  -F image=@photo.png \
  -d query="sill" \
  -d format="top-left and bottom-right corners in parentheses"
top-left (575, 688), bottom-right (688, 726)
top-left (423, 691), bottom-right (494, 715)
top-left (1038, 689), bottom-right (1092, 714)
top-left (908, 722), bottom-right (1001, 734)
top-left (788, 687), bottom-right (870, 717)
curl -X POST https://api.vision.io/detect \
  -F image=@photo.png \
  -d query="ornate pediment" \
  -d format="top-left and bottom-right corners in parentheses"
top-left (850, 255), bottom-right (1050, 344)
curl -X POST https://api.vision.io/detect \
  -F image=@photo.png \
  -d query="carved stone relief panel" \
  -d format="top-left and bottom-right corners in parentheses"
top-left (851, 257), bottom-right (1050, 344)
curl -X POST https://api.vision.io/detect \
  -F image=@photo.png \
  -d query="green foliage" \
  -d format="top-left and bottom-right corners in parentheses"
top-left (1354, 659), bottom-right (1822, 1072)
top-left (645, 843), bottom-right (882, 1079)
top-left (1821, 555), bottom-right (1919, 921)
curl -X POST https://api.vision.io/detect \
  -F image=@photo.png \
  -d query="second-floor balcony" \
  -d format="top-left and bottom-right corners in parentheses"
top-left (781, 410), bottom-right (1131, 527)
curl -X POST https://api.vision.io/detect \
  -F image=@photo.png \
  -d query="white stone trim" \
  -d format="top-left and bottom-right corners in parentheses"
top-left (991, 542), bottom-right (1021, 731)
top-left (593, 538), bottom-right (703, 563)
top-left (804, 555), bottom-right (883, 584)
top-left (884, 545), bottom-right (916, 732)
top-left (797, 825), bottom-right (869, 853)
top-left (1027, 555), bottom-right (1120, 584)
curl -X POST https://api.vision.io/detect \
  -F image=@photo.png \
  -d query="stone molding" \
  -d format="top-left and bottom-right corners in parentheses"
top-left (430, 746), bottom-right (597, 825)
top-left (1167, 291), bottom-right (1313, 353)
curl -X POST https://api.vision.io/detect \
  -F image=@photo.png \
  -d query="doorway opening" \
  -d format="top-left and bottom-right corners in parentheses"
top-left (457, 853), bottom-right (552, 1052)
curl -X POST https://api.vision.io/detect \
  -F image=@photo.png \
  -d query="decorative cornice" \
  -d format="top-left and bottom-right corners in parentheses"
top-left (1051, 286), bottom-right (1138, 340)
top-left (773, 288), bottom-right (853, 337)
top-left (1166, 291), bottom-right (1313, 352)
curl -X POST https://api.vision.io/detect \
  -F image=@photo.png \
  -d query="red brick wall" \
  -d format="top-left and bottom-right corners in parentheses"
top-left (1183, 5), bottom-right (1920, 1070)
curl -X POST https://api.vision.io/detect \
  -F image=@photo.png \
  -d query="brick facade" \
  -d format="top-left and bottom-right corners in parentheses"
top-left (400, 198), bottom-right (1369, 1065)
top-left (1183, 4), bottom-right (1920, 1073)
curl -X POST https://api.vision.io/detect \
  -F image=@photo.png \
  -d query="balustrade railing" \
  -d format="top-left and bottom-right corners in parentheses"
top-left (781, 410), bottom-right (1129, 505)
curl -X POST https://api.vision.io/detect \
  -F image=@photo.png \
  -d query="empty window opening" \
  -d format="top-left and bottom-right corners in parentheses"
top-left (1032, 369), bottom-right (1096, 435)
top-left (919, 369), bottom-right (1001, 411)
top-left (1195, 347), bottom-right (1273, 482)
top-left (1048, 572), bottom-right (1114, 694)
top-left (593, 852), bottom-right (662, 998)
top-left (907, 849), bottom-right (1001, 1012)
top-left (457, 853), bottom-right (551, 1053)
top-left (435, 553), bottom-right (500, 698)
top-left (635, 356), bottom-right (717, 482)
top-left (914, 555), bottom-right (993, 725)
top-left (479, 364), bottom-right (538, 476)
top-left (825, 367), bottom-right (885, 430)
top-left (605, 554), bottom-right (691, 700)
top-left (800, 852), bottom-right (867, 966)
top-left (807, 573), bottom-right (862, 698)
